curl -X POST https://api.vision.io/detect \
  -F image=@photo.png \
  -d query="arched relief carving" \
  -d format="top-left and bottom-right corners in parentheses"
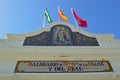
top-left (49, 25), bottom-right (74, 46)
top-left (23, 24), bottom-right (99, 46)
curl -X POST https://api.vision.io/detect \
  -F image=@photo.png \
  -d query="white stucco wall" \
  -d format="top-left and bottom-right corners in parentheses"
top-left (0, 22), bottom-right (120, 80)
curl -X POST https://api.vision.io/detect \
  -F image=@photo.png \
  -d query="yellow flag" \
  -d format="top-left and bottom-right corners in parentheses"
top-left (58, 6), bottom-right (68, 23)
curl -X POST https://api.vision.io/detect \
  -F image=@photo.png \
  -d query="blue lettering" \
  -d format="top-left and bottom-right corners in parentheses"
top-left (49, 67), bottom-right (52, 71)
top-left (55, 67), bottom-right (64, 71)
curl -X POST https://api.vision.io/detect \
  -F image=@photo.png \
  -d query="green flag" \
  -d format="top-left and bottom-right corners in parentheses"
top-left (45, 8), bottom-right (53, 23)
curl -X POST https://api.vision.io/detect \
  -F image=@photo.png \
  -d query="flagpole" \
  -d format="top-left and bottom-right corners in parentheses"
top-left (42, 10), bottom-right (45, 28)
top-left (71, 8), bottom-right (78, 28)
top-left (58, 6), bottom-right (61, 22)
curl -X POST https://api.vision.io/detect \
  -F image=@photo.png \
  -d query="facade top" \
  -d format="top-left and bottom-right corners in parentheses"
top-left (0, 22), bottom-right (120, 48)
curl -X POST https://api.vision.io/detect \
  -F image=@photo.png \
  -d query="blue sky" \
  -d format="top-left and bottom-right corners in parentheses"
top-left (0, 0), bottom-right (120, 39)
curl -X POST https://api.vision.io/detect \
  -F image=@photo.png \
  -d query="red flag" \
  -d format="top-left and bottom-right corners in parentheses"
top-left (71, 8), bottom-right (87, 27)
